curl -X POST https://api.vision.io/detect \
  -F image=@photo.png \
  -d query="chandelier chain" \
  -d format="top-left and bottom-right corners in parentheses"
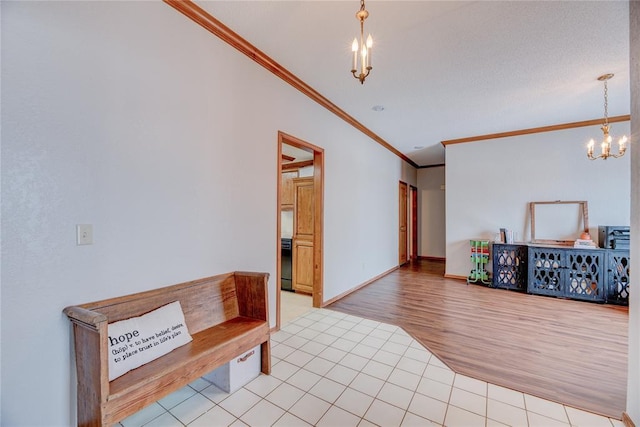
top-left (360, 0), bottom-right (366, 12)
top-left (603, 79), bottom-right (609, 126)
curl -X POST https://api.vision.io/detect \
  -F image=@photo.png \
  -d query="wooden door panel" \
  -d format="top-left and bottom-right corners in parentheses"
top-left (294, 178), bottom-right (314, 240)
top-left (293, 177), bottom-right (315, 294)
top-left (293, 240), bottom-right (314, 294)
top-left (281, 171), bottom-right (298, 208)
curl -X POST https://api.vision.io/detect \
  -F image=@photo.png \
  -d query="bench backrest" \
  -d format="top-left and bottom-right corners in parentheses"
top-left (79, 272), bottom-right (242, 334)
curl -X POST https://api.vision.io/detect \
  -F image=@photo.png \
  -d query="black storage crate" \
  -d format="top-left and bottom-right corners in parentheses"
top-left (492, 244), bottom-right (527, 291)
top-left (528, 246), bottom-right (606, 302)
top-left (606, 250), bottom-right (630, 305)
top-left (564, 251), bottom-right (605, 302)
top-left (528, 247), bottom-right (565, 297)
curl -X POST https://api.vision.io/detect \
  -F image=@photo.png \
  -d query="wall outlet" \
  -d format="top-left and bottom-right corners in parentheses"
top-left (76, 224), bottom-right (93, 245)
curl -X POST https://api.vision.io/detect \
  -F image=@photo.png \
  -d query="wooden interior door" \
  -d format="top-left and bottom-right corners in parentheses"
top-left (410, 185), bottom-right (418, 260)
top-left (399, 181), bottom-right (408, 265)
top-left (293, 177), bottom-right (314, 294)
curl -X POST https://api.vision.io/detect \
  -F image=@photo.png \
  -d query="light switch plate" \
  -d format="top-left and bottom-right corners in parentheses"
top-left (76, 224), bottom-right (93, 245)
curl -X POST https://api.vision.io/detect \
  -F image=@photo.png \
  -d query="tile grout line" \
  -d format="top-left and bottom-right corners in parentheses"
top-left (122, 308), bottom-right (622, 427)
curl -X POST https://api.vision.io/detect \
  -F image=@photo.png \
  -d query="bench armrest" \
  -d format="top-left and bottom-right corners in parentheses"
top-left (64, 305), bottom-right (108, 329)
top-left (234, 272), bottom-right (269, 321)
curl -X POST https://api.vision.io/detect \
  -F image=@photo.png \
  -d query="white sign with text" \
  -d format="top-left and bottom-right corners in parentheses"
top-left (107, 301), bottom-right (193, 381)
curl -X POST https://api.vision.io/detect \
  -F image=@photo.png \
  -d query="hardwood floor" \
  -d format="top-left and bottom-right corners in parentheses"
top-left (327, 259), bottom-right (629, 419)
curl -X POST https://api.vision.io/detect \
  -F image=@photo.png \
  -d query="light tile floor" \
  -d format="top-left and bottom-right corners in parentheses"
top-left (116, 308), bottom-right (625, 427)
top-left (281, 290), bottom-right (313, 325)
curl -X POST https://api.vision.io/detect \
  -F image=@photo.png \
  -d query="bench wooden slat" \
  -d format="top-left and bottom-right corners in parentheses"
top-left (69, 273), bottom-right (241, 334)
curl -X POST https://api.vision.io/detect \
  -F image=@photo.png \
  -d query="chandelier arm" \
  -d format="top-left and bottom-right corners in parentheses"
top-left (610, 147), bottom-right (627, 159)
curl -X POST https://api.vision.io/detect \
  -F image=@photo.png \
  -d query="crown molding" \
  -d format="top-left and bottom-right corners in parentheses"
top-left (164, 0), bottom-right (419, 169)
top-left (441, 115), bottom-right (631, 146)
top-left (417, 163), bottom-right (445, 169)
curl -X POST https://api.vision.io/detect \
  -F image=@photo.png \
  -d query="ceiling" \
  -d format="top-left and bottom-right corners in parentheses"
top-left (282, 143), bottom-right (314, 163)
top-left (197, 1), bottom-right (630, 167)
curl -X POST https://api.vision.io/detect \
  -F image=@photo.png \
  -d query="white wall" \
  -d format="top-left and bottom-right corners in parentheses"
top-left (281, 210), bottom-right (293, 238)
top-left (298, 165), bottom-right (314, 178)
top-left (627, 0), bottom-right (639, 422)
top-left (445, 123), bottom-right (631, 277)
top-left (0, 2), bottom-right (415, 425)
top-left (417, 167), bottom-right (446, 258)
top-left (323, 139), bottom-right (416, 296)
top-left (0, 2), bottom-right (3, 415)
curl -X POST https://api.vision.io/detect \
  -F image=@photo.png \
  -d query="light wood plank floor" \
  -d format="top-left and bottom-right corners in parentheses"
top-left (327, 259), bottom-right (628, 419)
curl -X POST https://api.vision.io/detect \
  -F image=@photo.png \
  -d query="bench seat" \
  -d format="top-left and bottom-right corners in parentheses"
top-left (108, 317), bottom-right (269, 418)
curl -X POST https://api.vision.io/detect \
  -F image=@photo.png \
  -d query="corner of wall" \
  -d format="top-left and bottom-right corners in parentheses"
top-left (627, 0), bottom-right (640, 422)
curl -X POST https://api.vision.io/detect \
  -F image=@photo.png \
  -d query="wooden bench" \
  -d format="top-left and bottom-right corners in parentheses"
top-left (63, 271), bottom-right (271, 426)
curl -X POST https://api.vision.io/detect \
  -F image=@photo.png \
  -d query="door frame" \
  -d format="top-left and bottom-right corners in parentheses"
top-left (410, 185), bottom-right (418, 261)
top-left (399, 181), bottom-right (408, 265)
top-left (276, 131), bottom-right (324, 330)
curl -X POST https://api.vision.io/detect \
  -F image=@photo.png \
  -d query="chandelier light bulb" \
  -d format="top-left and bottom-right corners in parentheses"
top-left (351, 38), bottom-right (358, 72)
top-left (619, 135), bottom-right (628, 150)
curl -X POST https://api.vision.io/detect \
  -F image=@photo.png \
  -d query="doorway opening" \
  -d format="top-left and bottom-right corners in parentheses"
top-left (276, 132), bottom-right (324, 330)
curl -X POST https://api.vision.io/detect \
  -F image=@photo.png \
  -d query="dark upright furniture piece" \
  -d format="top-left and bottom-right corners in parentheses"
top-left (492, 243), bottom-right (528, 291)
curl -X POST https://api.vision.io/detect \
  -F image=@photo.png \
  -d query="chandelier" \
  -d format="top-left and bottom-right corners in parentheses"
top-left (587, 73), bottom-right (628, 160)
top-left (350, 0), bottom-right (373, 84)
